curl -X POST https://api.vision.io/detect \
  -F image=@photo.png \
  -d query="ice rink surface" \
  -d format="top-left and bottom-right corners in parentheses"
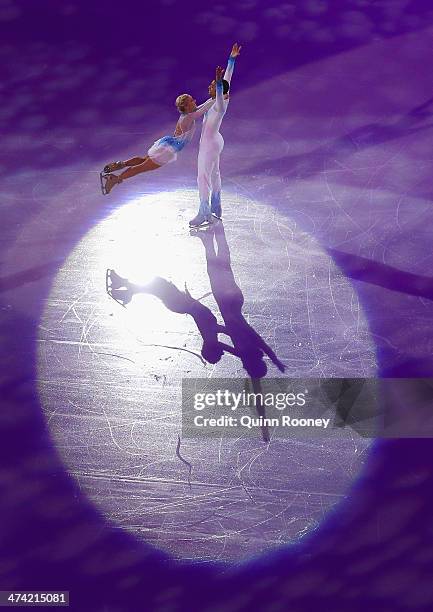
top-left (3, 3), bottom-right (433, 609)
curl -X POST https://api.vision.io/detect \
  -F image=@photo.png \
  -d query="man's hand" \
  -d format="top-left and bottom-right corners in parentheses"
top-left (216, 65), bottom-right (224, 82)
top-left (230, 43), bottom-right (241, 58)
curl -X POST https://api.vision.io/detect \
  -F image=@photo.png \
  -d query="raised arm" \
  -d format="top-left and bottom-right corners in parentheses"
top-left (215, 65), bottom-right (225, 113)
top-left (224, 42), bottom-right (241, 85)
top-left (188, 97), bottom-right (214, 119)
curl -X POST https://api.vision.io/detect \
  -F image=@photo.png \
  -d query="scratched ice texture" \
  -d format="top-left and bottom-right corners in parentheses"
top-left (3, 1), bottom-right (433, 609)
top-left (9, 25), bottom-right (433, 564)
top-left (38, 190), bottom-right (376, 561)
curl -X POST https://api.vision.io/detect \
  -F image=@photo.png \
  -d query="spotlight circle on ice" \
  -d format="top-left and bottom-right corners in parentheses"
top-left (38, 189), bottom-right (377, 562)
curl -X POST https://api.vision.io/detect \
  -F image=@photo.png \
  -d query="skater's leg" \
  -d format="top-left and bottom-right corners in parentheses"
top-left (190, 150), bottom-right (215, 226)
top-left (210, 156), bottom-right (222, 218)
top-left (124, 155), bottom-right (148, 167)
top-left (101, 157), bottom-right (160, 193)
top-left (103, 156), bottom-right (147, 173)
top-left (119, 157), bottom-right (161, 180)
top-left (197, 151), bottom-right (214, 217)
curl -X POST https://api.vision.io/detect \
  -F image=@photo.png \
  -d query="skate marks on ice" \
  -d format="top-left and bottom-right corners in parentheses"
top-left (105, 222), bottom-right (286, 444)
top-left (38, 190), bottom-right (376, 562)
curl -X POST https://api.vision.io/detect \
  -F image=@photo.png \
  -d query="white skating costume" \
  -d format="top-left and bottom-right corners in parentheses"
top-left (147, 98), bottom-right (215, 166)
top-left (195, 54), bottom-right (236, 221)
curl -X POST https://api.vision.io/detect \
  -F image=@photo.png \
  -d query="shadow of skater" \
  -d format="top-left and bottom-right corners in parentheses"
top-left (192, 222), bottom-right (286, 377)
top-left (107, 223), bottom-right (285, 442)
top-left (191, 222), bottom-right (286, 442)
top-left (106, 271), bottom-right (227, 365)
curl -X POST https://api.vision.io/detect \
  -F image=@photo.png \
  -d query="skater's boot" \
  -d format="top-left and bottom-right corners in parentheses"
top-left (100, 173), bottom-right (122, 195)
top-left (210, 191), bottom-right (222, 220)
top-left (103, 160), bottom-right (126, 173)
top-left (189, 212), bottom-right (213, 228)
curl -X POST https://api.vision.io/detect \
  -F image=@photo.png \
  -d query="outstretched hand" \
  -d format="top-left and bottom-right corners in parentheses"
top-left (230, 42), bottom-right (242, 57)
top-left (216, 65), bottom-right (224, 82)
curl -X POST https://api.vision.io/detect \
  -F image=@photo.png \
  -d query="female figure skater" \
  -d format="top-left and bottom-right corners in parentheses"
top-left (100, 93), bottom-right (215, 195)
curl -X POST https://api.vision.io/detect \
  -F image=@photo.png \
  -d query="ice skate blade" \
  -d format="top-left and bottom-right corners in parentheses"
top-left (100, 172), bottom-right (109, 195)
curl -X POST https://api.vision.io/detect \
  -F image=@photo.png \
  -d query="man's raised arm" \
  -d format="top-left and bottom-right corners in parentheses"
top-left (215, 65), bottom-right (225, 113)
top-left (224, 42), bottom-right (241, 85)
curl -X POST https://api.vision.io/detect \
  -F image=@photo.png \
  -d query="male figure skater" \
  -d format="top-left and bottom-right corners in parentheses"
top-left (189, 43), bottom-right (241, 227)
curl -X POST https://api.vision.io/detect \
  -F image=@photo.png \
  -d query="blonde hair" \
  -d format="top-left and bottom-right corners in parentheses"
top-left (175, 94), bottom-right (191, 113)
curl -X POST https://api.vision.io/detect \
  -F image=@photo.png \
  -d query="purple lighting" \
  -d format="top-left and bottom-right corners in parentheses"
top-left (2, 2), bottom-right (433, 611)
